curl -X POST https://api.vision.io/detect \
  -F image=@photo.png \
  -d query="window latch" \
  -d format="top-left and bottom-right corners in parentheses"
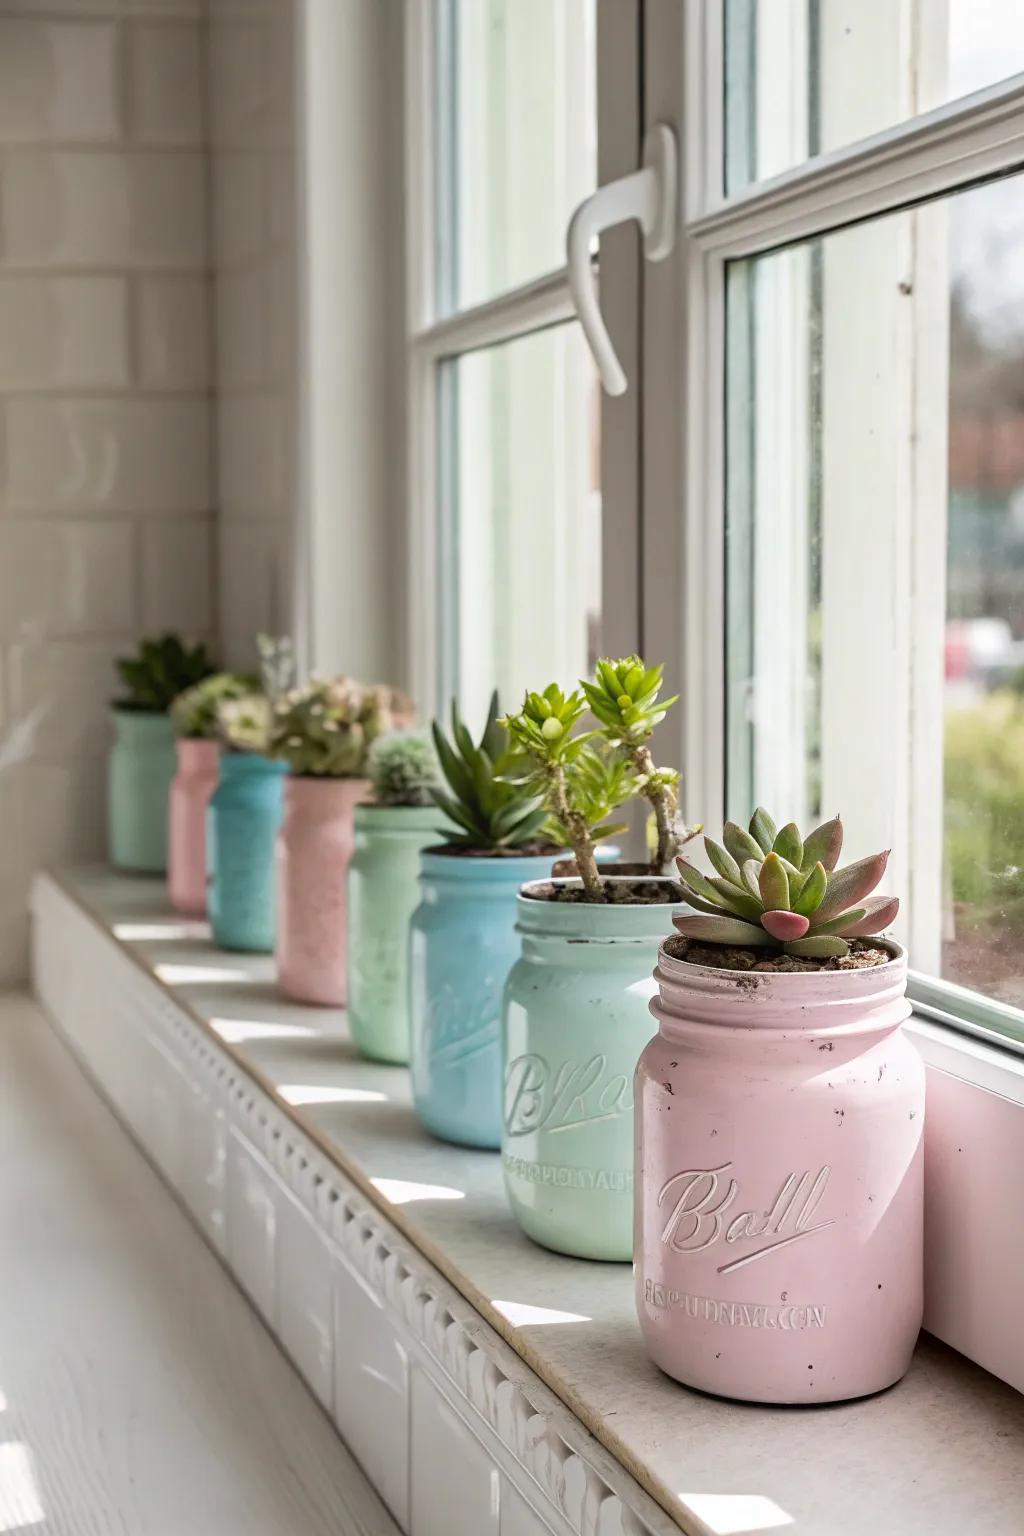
top-left (567, 123), bottom-right (677, 397)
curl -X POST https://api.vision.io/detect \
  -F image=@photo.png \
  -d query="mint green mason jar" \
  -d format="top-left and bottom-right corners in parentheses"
top-left (347, 805), bottom-right (449, 1062)
top-left (502, 875), bottom-right (683, 1262)
top-left (107, 709), bottom-right (176, 873)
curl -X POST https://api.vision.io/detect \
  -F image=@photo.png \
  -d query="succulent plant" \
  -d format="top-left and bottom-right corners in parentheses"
top-left (114, 634), bottom-right (215, 713)
top-left (430, 693), bottom-right (549, 853)
top-left (674, 808), bottom-right (898, 959)
top-left (369, 730), bottom-right (440, 807)
top-left (216, 693), bottom-right (274, 755)
top-left (581, 657), bottom-right (695, 871)
top-left (171, 672), bottom-right (259, 739)
top-left (502, 683), bottom-right (633, 898)
top-left (270, 676), bottom-right (413, 777)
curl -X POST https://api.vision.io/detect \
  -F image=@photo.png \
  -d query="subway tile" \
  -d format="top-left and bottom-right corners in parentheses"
top-left (6, 641), bottom-right (118, 761)
top-left (217, 394), bottom-right (288, 513)
top-left (5, 398), bottom-right (211, 514)
top-left (210, 152), bottom-right (265, 267)
top-left (128, 21), bottom-right (204, 146)
top-left (135, 275), bottom-right (210, 388)
top-left (0, 276), bottom-right (128, 390)
top-left (218, 519), bottom-right (290, 670)
top-left (214, 266), bottom-right (266, 389)
top-left (0, 520), bottom-right (135, 641)
top-left (409, 1367), bottom-right (501, 1536)
top-left (0, 19), bottom-right (119, 143)
top-left (207, 18), bottom-right (269, 149)
top-left (139, 516), bottom-right (213, 634)
top-left (3, 151), bottom-right (206, 270)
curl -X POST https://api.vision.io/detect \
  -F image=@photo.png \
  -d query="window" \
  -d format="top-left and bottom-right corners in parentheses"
top-left (407, 1), bottom-right (1024, 1046)
top-left (406, 0), bottom-right (635, 731)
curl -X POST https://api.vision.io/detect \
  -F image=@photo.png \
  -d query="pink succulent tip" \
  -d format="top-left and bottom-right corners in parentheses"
top-left (760, 909), bottom-right (811, 941)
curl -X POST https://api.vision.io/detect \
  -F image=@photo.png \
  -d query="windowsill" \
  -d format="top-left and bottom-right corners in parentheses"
top-left (34, 867), bottom-right (1024, 1536)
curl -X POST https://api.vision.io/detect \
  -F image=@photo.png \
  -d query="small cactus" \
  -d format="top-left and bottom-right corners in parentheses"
top-left (369, 730), bottom-right (440, 806)
top-left (171, 672), bottom-right (258, 739)
top-left (674, 808), bottom-right (898, 959)
top-left (269, 676), bottom-right (413, 777)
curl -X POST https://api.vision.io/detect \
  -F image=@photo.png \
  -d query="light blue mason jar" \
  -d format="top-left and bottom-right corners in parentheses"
top-left (207, 752), bottom-right (288, 953)
top-left (409, 850), bottom-right (555, 1148)
top-left (107, 709), bottom-right (176, 873)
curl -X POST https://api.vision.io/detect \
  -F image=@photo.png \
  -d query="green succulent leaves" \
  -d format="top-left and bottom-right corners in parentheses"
top-left (171, 671), bottom-right (259, 739)
top-left (580, 658), bottom-right (678, 747)
top-left (115, 634), bottom-right (215, 713)
top-left (270, 677), bottom-right (412, 777)
top-left (368, 730), bottom-right (440, 807)
top-left (430, 693), bottom-right (549, 852)
top-left (674, 806), bottom-right (897, 958)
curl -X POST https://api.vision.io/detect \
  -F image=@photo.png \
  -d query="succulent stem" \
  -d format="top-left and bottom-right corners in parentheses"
top-left (548, 760), bottom-right (604, 899)
top-left (632, 742), bottom-right (678, 872)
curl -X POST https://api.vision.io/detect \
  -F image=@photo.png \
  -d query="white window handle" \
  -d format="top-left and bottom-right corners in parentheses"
top-left (567, 124), bottom-right (677, 397)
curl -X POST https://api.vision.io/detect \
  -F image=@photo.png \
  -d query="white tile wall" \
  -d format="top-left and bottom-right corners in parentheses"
top-left (0, 0), bottom-right (214, 982)
top-left (409, 1368), bottom-right (502, 1536)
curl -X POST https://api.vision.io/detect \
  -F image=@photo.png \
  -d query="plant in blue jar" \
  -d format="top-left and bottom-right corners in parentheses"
top-left (205, 636), bottom-right (294, 953)
top-left (498, 658), bottom-right (694, 1262)
top-left (408, 692), bottom-right (559, 1149)
top-left (107, 633), bottom-right (215, 874)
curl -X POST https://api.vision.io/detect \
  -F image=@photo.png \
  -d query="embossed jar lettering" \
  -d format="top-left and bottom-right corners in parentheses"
top-left (501, 877), bottom-right (683, 1263)
top-left (635, 939), bottom-right (924, 1404)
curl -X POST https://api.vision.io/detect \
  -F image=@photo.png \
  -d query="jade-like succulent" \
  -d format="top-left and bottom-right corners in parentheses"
top-left (270, 676), bottom-right (413, 777)
top-left (674, 808), bottom-right (898, 959)
top-left (502, 683), bottom-right (633, 898)
top-left (369, 730), bottom-right (440, 807)
top-left (171, 672), bottom-right (258, 739)
top-left (581, 657), bottom-right (693, 871)
top-left (430, 693), bottom-right (549, 852)
top-left (114, 634), bottom-right (215, 713)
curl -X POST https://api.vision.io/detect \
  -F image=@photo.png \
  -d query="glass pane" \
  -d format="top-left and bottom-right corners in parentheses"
top-left (439, 323), bottom-right (601, 729)
top-left (436, 0), bottom-right (596, 313)
top-left (725, 0), bottom-right (1024, 195)
top-left (726, 172), bottom-right (1024, 1020)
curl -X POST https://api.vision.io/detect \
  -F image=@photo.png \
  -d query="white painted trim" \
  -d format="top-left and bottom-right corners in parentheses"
top-left (689, 72), bottom-right (1024, 258)
top-left (31, 873), bottom-right (675, 1536)
top-left (413, 268), bottom-right (579, 360)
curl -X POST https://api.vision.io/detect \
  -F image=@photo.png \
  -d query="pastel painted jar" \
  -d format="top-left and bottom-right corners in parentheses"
top-left (207, 753), bottom-right (287, 953)
top-left (347, 804), bottom-right (450, 1062)
top-left (409, 851), bottom-right (555, 1149)
top-left (503, 877), bottom-right (683, 1261)
top-left (107, 709), bottom-right (176, 873)
top-left (276, 777), bottom-right (368, 1006)
top-left (635, 938), bottom-right (924, 1405)
top-left (168, 739), bottom-right (219, 915)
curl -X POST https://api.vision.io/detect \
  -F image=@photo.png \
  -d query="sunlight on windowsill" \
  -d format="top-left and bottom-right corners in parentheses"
top-left (279, 1084), bottom-right (388, 1106)
top-left (155, 962), bottom-right (254, 985)
top-left (678, 1493), bottom-right (793, 1535)
top-left (492, 1299), bottom-right (591, 1326)
top-left (113, 921), bottom-right (209, 943)
top-left (370, 1177), bottom-right (465, 1206)
top-left (209, 1017), bottom-right (318, 1044)
top-left (0, 1442), bottom-right (45, 1533)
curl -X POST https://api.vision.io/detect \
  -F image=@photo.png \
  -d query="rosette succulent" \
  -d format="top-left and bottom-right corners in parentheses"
top-left (369, 730), bottom-right (440, 807)
top-left (171, 672), bottom-right (258, 739)
top-left (270, 676), bottom-right (413, 777)
top-left (430, 693), bottom-right (549, 852)
top-left (114, 634), bottom-right (214, 713)
top-left (216, 693), bottom-right (274, 755)
top-left (674, 808), bottom-right (898, 959)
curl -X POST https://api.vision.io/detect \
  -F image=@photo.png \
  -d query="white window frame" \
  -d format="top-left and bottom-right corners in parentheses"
top-left (403, 0), bottom-right (643, 722)
top-left (641, 0), bottom-right (1024, 1394)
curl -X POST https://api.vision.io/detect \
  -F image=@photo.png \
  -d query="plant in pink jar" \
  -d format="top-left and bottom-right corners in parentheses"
top-left (168, 671), bottom-right (256, 915)
top-left (636, 808), bottom-right (924, 1405)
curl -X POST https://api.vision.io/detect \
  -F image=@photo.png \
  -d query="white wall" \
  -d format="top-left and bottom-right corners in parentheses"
top-left (0, 0), bottom-right (213, 982)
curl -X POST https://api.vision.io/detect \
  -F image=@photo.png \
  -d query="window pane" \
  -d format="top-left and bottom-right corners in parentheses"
top-left (726, 173), bottom-right (1024, 1019)
top-left (440, 324), bottom-right (601, 728)
top-left (436, 0), bottom-right (596, 313)
top-left (725, 0), bottom-right (1024, 195)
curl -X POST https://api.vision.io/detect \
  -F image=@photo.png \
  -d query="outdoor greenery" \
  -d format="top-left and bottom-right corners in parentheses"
top-left (945, 692), bottom-right (1024, 911)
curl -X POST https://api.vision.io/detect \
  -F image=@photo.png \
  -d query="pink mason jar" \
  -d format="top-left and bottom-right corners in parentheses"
top-left (168, 738), bottom-right (219, 915)
top-left (635, 938), bottom-right (924, 1404)
top-left (276, 776), bottom-right (368, 1005)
